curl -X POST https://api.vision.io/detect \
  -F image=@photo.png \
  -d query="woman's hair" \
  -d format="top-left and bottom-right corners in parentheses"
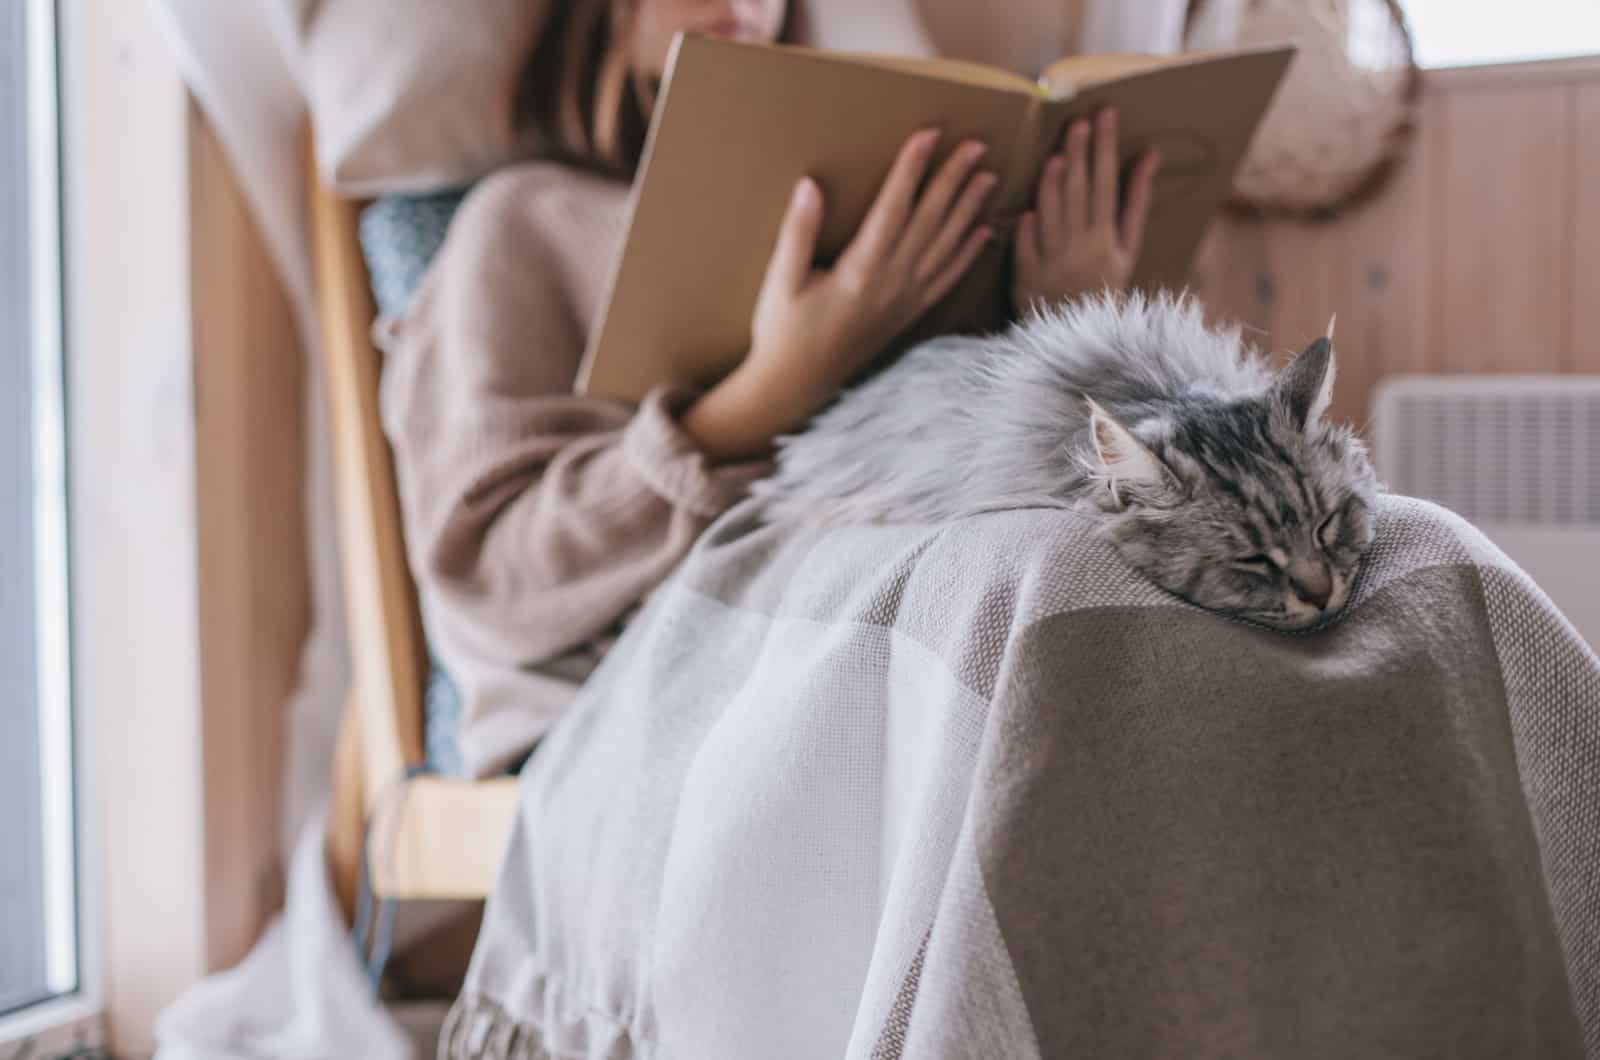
top-left (514, 0), bottom-right (800, 179)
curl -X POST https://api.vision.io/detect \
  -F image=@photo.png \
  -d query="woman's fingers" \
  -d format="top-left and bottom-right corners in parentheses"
top-left (897, 140), bottom-right (989, 268)
top-left (1037, 153), bottom-right (1065, 257)
top-left (916, 164), bottom-right (997, 281)
top-left (922, 223), bottom-right (992, 312)
top-left (844, 128), bottom-right (940, 270)
top-left (1013, 210), bottom-right (1045, 313)
top-left (1120, 150), bottom-right (1160, 255)
top-left (1063, 119), bottom-right (1091, 239)
top-left (1014, 210), bottom-right (1041, 278)
top-left (763, 177), bottom-right (825, 295)
top-left (1092, 109), bottom-right (1120, 231)
top-left (1039, 121), bottom-right (1090, 257)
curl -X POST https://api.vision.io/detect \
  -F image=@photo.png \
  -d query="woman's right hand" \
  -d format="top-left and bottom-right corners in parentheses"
top-left (684, 129), bottom-right (995, 462)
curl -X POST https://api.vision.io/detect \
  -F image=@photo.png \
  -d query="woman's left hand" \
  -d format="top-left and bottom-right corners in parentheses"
top-left (1012, 108), bottom-right (1160, 313)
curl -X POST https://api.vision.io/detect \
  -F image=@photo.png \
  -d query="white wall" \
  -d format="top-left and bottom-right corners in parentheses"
top-left (61, 0), bottom-right (205, 1053)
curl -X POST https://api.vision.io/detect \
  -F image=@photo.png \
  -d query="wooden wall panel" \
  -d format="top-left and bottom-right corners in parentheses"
top-left (1201, 56), bottom-right (1600, 430)
top-left (1196, 89), bottom-right (1438, 427)
top-left (1324, 90), bottom-right (1439, 384)
top-left (1431, 84), bottom-right (1572, 373)
top-left (1192, 214), bottom-right (1272, 337)
top-left (190, 106), bottom-right (310, 972)
top-left (1573, 83), bottom-right (1600, 372)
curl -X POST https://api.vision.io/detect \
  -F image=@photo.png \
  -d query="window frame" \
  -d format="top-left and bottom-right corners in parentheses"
top-left (9, 0), bottom-right (310, 1047)
top-left (1405, 0), bottom-right (1600, 70)
top-left (0, 0), bottom-right (101, 1046)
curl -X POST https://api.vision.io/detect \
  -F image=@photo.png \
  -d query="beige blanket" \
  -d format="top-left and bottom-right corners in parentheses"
top-left (444, 495), bottom-right (1600, 1059)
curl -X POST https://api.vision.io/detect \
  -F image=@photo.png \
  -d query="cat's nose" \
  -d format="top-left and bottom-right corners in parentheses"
top-left (1289, 561), bottom-right (1333, 610)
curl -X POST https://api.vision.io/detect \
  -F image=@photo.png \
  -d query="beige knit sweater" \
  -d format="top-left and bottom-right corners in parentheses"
top-left (380, 163), bottom-right (770, 776)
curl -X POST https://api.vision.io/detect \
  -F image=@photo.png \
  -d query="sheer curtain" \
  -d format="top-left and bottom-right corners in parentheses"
top-left (150, 2), bottom-right (1185, 1056)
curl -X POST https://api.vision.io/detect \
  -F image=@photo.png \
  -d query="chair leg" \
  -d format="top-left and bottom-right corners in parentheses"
top-left (326, 691), bottom-right (367, 926)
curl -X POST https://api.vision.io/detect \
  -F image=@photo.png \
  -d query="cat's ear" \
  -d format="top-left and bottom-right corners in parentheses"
top-left (1275, 334), bottom-right (1336, 431)
top-left (1086, 398), bottom-right (1166, 501)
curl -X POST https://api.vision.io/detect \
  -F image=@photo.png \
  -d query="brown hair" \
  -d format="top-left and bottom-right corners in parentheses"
top-left (514, 0), bottom-right (801, 180)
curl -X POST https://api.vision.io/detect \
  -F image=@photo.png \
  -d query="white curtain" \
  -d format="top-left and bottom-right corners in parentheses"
top-left (149, 1), bottom-right (1185, 1056)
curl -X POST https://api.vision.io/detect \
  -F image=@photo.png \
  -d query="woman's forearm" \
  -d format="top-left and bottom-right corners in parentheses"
top-left (681, 359), bottom-right (817, 463)
top-left (681, 368), bottom-right (768, 462)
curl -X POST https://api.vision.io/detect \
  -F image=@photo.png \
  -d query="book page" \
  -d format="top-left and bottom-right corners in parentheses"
top-left (833, 51), bottom-right (1040, 95)
top-left (1038, 53), bottom-right (1171, 97)
top-left (1041, 44), bottom-right (1304, 97)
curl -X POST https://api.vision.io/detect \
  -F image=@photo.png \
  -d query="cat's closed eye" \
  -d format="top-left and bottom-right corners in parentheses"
top-left (1315, 510), bottom-right (1341, 551)
top-left (1232, 554), bottom-right (1276, 574)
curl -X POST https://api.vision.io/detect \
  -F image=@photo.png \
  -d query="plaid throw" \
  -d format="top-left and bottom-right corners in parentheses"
top-left (444, 496), bottom-right (1600, 1059)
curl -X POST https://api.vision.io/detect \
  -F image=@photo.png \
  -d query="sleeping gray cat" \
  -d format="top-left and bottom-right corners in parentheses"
top-left (751, 291), bottom-right (1380, 630)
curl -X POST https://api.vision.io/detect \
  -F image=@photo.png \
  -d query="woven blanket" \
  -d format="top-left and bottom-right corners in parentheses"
top-left (443, 495), bottom-right (1600, 1059)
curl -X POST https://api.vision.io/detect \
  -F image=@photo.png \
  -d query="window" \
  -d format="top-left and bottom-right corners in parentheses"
top-left (0, 0), bottom-right (79, 1026)
top-left (1404, 0), bottom-right (1600, 68)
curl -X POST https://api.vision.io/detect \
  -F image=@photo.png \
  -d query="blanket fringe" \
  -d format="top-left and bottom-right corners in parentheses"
top-left (439, 993), bottom-right (560, 1060)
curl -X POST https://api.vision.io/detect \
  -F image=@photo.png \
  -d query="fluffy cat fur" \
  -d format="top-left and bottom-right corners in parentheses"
top-left (751, 291), bottom-right (1380, 630)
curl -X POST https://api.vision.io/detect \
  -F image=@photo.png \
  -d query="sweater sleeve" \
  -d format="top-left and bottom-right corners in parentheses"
top-left (380, 166), bottom-right (769, 666)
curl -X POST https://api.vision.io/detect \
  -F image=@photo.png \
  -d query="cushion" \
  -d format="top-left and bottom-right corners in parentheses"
top-left (359, 191), bottom-right (471, 772)
top-left (359, 189), bottom-right (470, 317)
top-left (288, 0), bottom-right (551, 195)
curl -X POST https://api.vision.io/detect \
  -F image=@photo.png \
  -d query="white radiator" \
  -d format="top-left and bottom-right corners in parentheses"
top-left (1372, 375), bottom-right (1600, 650)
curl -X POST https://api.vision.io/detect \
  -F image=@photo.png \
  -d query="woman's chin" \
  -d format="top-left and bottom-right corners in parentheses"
top-left (700, 19), bottom-right (754, 40)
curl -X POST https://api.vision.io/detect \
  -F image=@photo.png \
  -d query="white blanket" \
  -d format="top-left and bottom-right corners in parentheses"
top-left (447, 498), bottom-right (1600, 1058)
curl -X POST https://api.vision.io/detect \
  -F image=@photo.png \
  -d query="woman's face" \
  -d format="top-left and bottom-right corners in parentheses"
top-left (632, 0), bottom-right (788, 77)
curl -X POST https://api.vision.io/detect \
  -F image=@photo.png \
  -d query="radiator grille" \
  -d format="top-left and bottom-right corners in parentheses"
top-left (1372, 377), bottom-right (1600, 526)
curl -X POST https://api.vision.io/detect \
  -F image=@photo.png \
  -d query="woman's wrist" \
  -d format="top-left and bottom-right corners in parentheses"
top-left (682, 344), bottom-right (843, 463)
top-left (681, 359), bottom-right (791, 463)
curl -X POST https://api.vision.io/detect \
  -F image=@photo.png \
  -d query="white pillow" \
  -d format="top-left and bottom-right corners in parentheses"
top-left (289, 0), bottom-right (551, 195)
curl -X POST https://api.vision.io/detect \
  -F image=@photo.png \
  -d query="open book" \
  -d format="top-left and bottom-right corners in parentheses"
top-left (577, 34), bottom-right (1294, 403)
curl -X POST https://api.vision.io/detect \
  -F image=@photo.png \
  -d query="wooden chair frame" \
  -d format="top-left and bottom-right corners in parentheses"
top-left (308, 161), bottom-right (518, 917)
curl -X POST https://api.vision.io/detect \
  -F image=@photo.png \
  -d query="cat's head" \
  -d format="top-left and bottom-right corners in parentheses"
top-left (1085, 335), bottom-right (1379, 630)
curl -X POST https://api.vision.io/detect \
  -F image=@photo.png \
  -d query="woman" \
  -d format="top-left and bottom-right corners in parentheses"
top-left (382, 0), bottom-right (1159, 777)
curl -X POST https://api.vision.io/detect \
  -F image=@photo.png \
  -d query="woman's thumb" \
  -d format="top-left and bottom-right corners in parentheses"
top-left (765, 177), bottom-right (823, 293)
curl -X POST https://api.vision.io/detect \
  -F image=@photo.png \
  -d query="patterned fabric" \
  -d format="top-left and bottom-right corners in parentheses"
top-left (358, 189), bottom-right (470, 774)
top-left (442, 495), bottom-right (1600, 1059)
top-left (359, 189), bottom-right (469, 318)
